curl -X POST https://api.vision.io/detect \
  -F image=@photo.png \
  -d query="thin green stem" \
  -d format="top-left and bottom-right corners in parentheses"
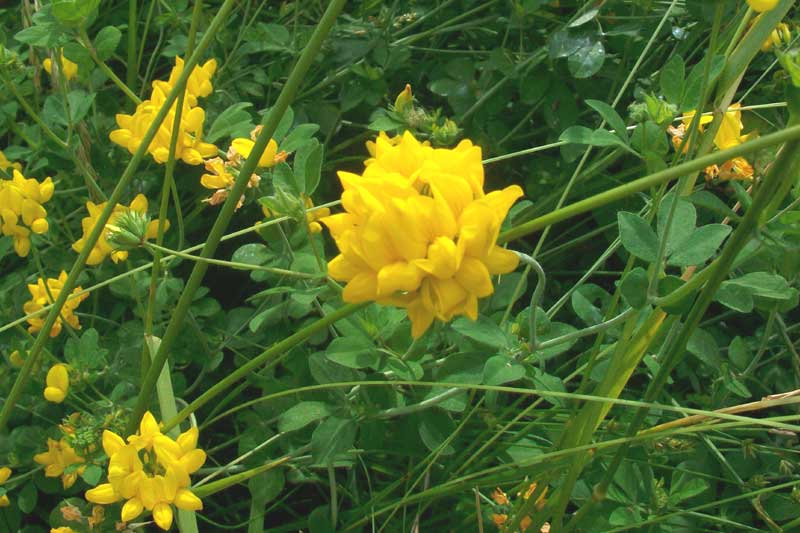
top-left (80, 28), bottom-right (141, 105)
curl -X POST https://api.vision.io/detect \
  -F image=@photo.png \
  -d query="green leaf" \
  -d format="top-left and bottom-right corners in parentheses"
top-left (207, 102), bottom-right (254, 143)
top-left (728, 336), bottom-right (751, 371)
top-left (94, 26), bottom-right (122, 61)
top-left (311, 416), bottom-right (357, 464)
top-left (715, 284), bottom-right (754, 313)
top-left (308, 506), bottom-right (334, 533)
top-left (724, 375), bottom-right (751, 399)
top-left (657, 193), bottom-right (696, 256)
top-left (64, 328), bottom-right (108, 370)
top-left (15, 24), bottom-right (60, 47)
top-left (660, 54), bottom-right (685, 104)
top-left (80, 464), bottom-right (103, 486)
top-left (559, 125), bottom-right (594, 144)
top-left (67, 90), bottom-right (95, 123)
top-left (17, 482), bottom-right (37, 514)
top-left (568, 39), bottom-right (605, 79)
top-left (325, 336), bottom-right (379, 369)
top-left (668, 224), bottom-right (731, 266)
top-left (620, 267), bottom-right (649, 309)
top-left (687, 328), bottom-right (720, 366)
top-left (618, 212), bottom-right (659, 262)
top-left (418, 410), bottom-right (456, 455)
top-left (231, 243), bottom-right (270, 267)
top-left (451, 315), bottom-right (510, 349)
top-left (681, 55), bottom-right (726, 111)
top-left (571, 284), bottom-right (610, 326)
top-left (278, 401), bottom-right (333, 433)
top-left (294, 138), bottom-right (323, 195)
top-left (280, 124), bottom-right (320, 153)
top-left (668, 471), bottom-right (708, 506)
top-left (52, 0), bottom-right (99, 26)
top-left (482, 355), bottom-right (526, 385)
top-left (723, 272), bottom-right (792, 300)
top-left (585, 99), bottom-right (628, 142)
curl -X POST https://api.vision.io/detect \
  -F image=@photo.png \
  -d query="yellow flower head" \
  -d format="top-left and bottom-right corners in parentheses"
top-left (43, 50), bottom-right (78, 81)
top-left (747, 0), bottom-right (779, 12)
top-left (44, 364), bottom-right (70, 403)
top-left (34, 437), bottom-right (85, 488)
top-left (321, 131), bottom-right (522, 338)
top-left (110, 57), bottom-right (217, 165)
top-left (0, 169), bottom-right (54, 257)
top-left (0, 466), bottom-right (10, 507)
top-left (85, 412), bottom-right (205, 531)
top-left (24, 271), bottom-right (89, 337)
top-left (51, 527), bottom-right (76, 533)
top-left (72, 194), bottom-right (167, 265)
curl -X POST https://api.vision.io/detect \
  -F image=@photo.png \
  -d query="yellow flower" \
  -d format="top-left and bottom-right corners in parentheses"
top-left (43, 50), bottom-right (78, 81)
top-left (110, 56), bottom-right (217, 165)
top-left (747, 0), bottom-right (779, 12)
top-left (491, 513), bottom-right (508, 527)
top-left (491, 487), bottom-right (510, 505)
top-left (51, 527), bottom-right (76, 533)
top-left (166, 57), bottom-right (218, 106)
top-left (200, 157), bottom-right (235, 190)
top-left (0, 150), bottom-right (21, 174)
top-left (34, 437), bottom-right (86, 488)
top-left (0, 169), bottom-right (54, 257)
top-left (230, 137), bottom-right (279, 168)
top-left (85, 412), bottom-right (205, 531)
top-left (24, 271), bottom-right (89, 337)
top-left (72, 194), bottom-right (167, 265)
top-left (0, 466), bottom-right (10, 507)
top-left (670, 104), bottom-right (751, 153)
top-left (761, 21), bottom-right (791, 52)
top-left (44, 364), bottom-right (70, 403)
top-left (321, 131), bottom-right (522, 338)
top-left (717, 157), bottom-right (754, 181)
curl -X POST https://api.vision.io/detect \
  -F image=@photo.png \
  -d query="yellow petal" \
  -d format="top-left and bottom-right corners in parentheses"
top-left (484, 246), bottom-right (519, 274)
top-left (121, 497), bottom-right (144, 522)
top-left (342, 272), bottom-right (378, 303)
top-left (0, 467), bottom-right (11, 484)
top-left (102, 430), bottom-right (126, 456)
top-left (152, 502), bottom-right (174, 530)
top-left (85, 483), bottom-right (119, 504)
top-left (46, 364), bottom-right (69, 392)
top-left (44, 387), bottom-right (66, 403)
top-left (455, 257), bottom-right (494, 298)
top-left (376, 262), bottom-right (424, 297)
top-left (174, 488), bottom-right (203, 511)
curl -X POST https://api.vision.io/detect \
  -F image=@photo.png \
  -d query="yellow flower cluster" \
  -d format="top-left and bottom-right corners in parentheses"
top-left (44, 363), bottom-right (70, 403)
top-left (321, 131), bottom-right (522, 338)
top-left (0, 169), bottom-right (54, 257)
top-left (43, 50), bottom-right (78, 82)
top-left (0, 466), bottom-right (10, 507)
top-left (85, 412), bottom-right (206, 531)
top-left (200, 125), bottom-right (283, 207)
top-left (24, 271), bottom-right (89, 337)
top-left (110, 57), bottom-right (217, 165)
top-left (34, 437), bottom-right (86, 488)
top-left (668, 104), bottom-right (754, 181)
top-left (72, 193), bottom-right (166, 265)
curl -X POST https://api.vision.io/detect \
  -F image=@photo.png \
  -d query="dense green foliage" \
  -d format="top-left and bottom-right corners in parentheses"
top-left (2, 0), bottom-right (800, 531)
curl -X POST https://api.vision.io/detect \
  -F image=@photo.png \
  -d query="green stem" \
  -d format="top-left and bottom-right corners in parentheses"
top-left (498, 123), bottom-right (800, 244)
top-left (127, 0), bottom-right (138, 91)
top-left (0, 0), bottom-right (238, 434)
top-left (126, 0), bottom-right (348, 434)
top-left (80, 28), bottom-right (141, 105)
top-left (145, 242), bottom-right (325, 279)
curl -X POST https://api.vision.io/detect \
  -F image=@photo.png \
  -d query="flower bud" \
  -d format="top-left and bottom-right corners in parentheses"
top-left (393, 84), bottom-right (413, 114)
